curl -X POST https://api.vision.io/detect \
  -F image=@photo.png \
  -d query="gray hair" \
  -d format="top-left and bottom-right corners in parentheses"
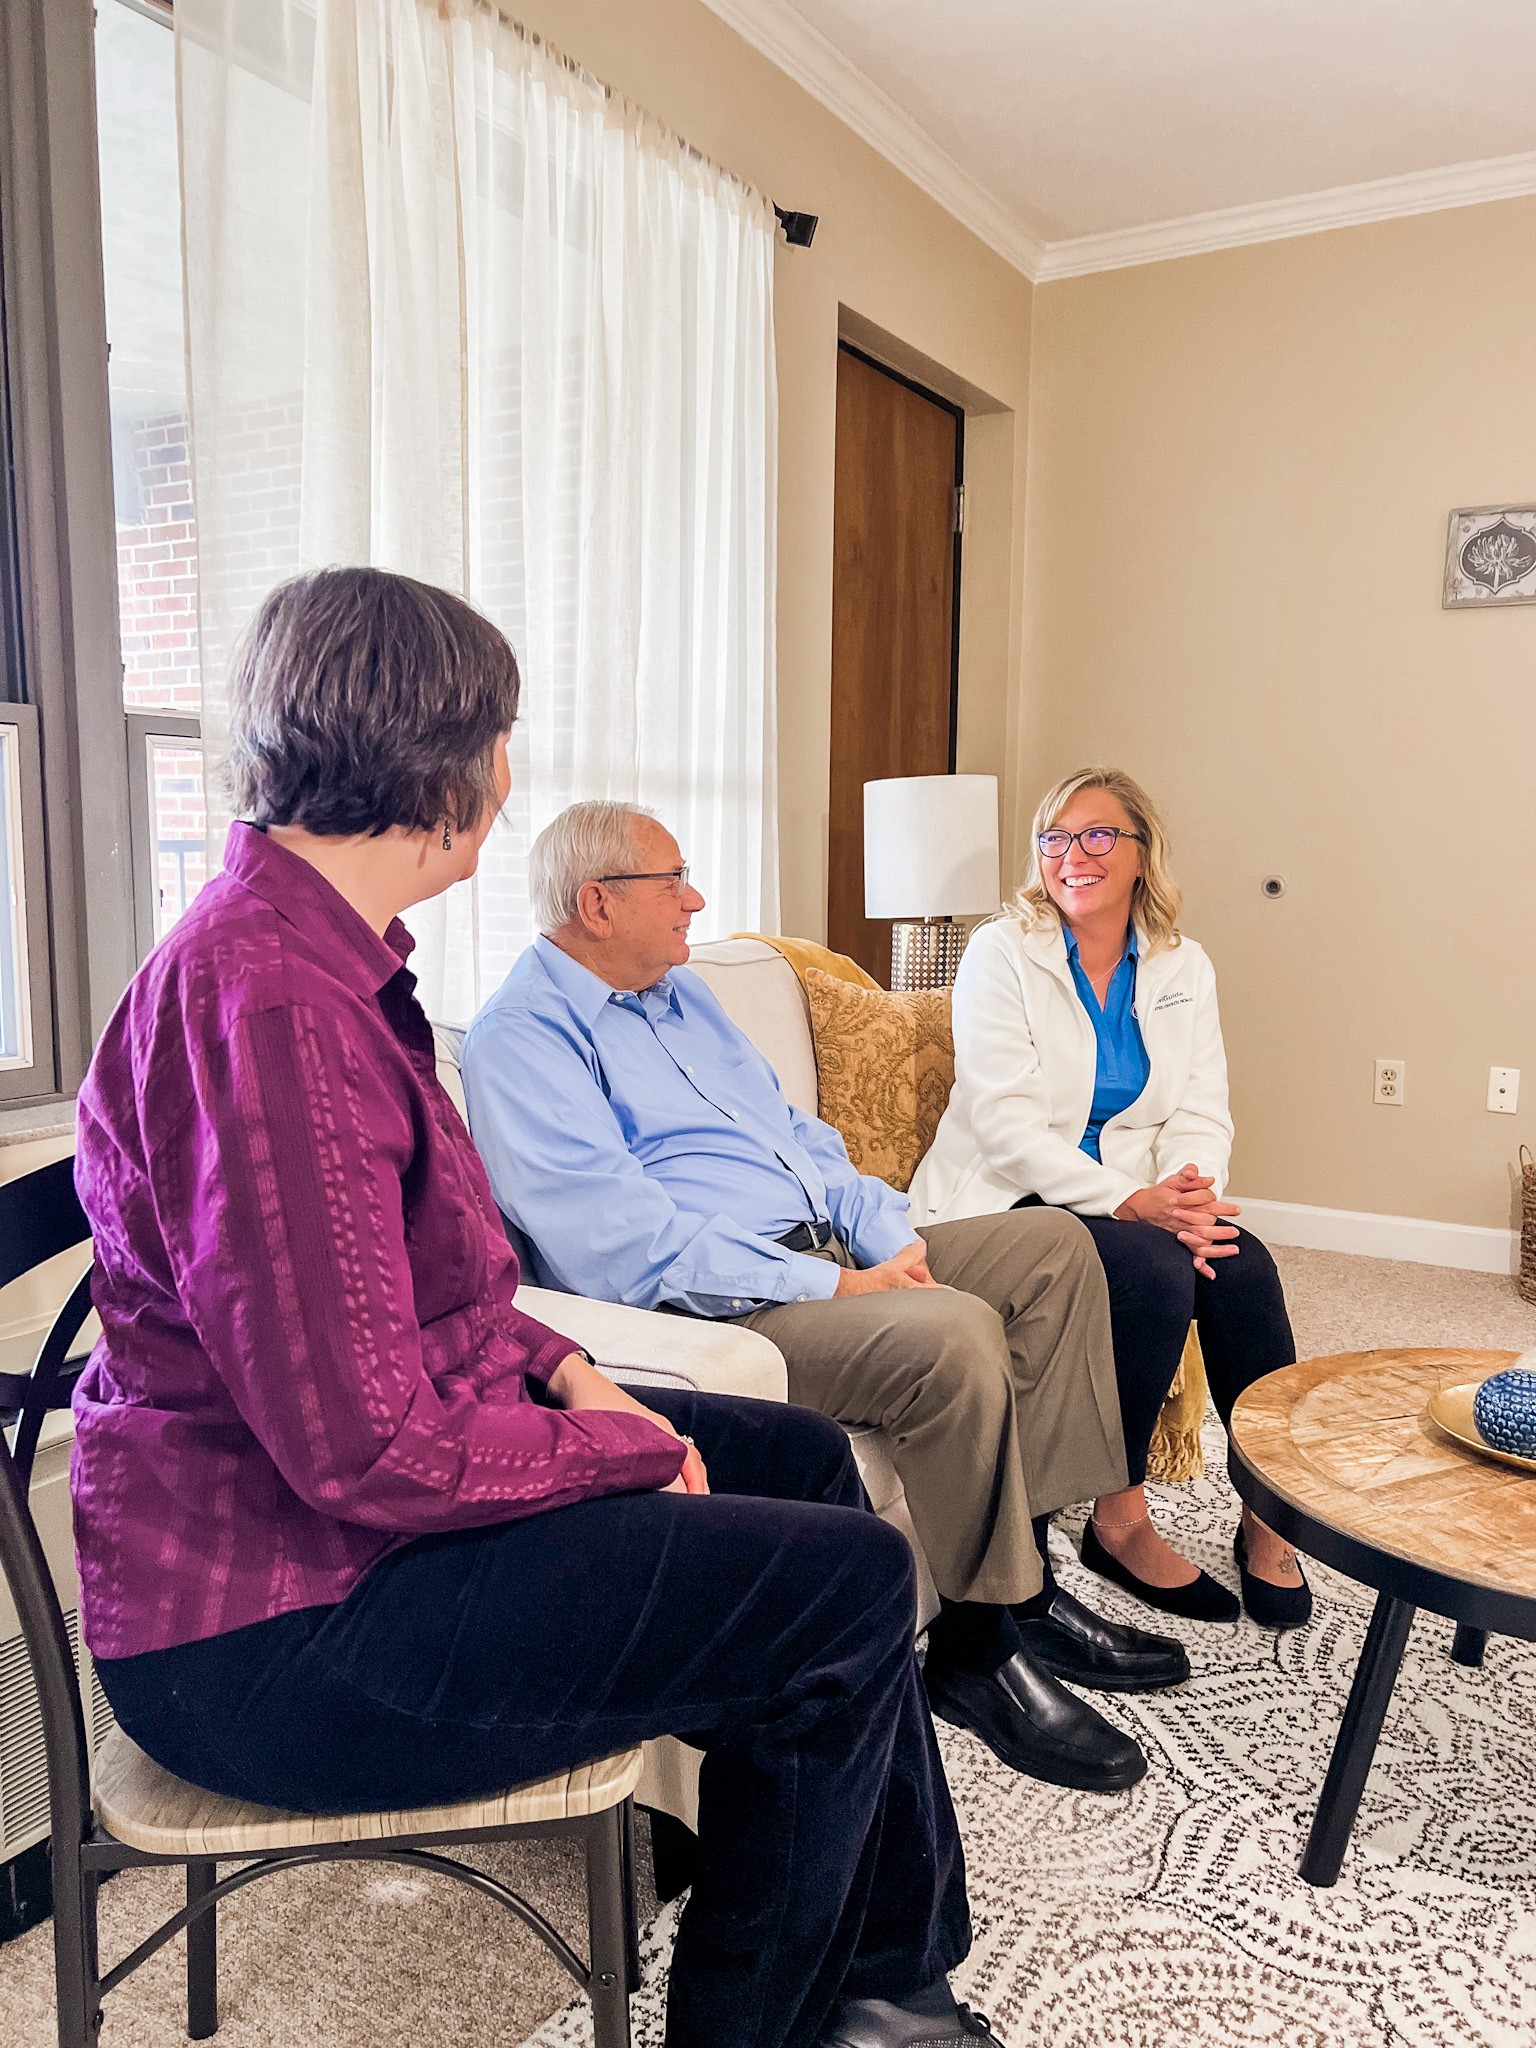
top-left (529, 800), bottom-right (657, 931)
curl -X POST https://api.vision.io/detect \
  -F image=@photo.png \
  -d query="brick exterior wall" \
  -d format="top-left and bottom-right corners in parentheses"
top-left (210, 396), bottom-right (304, 642)
top-left (144, 740), bottom-right (207, 942)
top-left (114, 402), bottom-right (305, 940)
top-left (117, 413), bottom-right (200, 714)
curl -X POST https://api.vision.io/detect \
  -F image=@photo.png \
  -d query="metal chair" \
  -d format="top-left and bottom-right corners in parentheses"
top-left (0, 1156), bottom-right (642, 2046)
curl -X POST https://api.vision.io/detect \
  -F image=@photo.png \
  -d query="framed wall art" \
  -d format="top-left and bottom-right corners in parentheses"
top-left (1443, 505), bottom-right (1536, 609)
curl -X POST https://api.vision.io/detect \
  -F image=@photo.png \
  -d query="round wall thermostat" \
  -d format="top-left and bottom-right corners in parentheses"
top-left (1261, 876), bottom-right (1286, 899)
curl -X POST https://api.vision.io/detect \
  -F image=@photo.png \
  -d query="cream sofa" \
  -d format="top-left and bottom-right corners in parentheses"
top-left (438, 937), bottom-right (939, 1626)
top-left (436, 936), bottom-right (941, 1828)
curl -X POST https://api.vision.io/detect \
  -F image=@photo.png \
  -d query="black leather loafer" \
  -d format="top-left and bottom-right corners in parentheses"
top-left (820, 1979), bottom-right (1008, 2045)
top-left (1080, 1516), bottom-right (1240, 1624)
top-left (1013, 1587), bottom-right (1190, 1693)
top-left (925, 1647), bottom-right (1147, 1792)
top-left (1234, 1523), bottom-right (1313, 1630)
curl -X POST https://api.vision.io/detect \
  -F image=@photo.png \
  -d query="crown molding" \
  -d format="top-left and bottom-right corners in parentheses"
top-left (1026, 150), bottom-right (1536, 281)
top-left (697, 0), bottom-right (1046, 278)
top-left (700, 2), bottom-right (1536, 290)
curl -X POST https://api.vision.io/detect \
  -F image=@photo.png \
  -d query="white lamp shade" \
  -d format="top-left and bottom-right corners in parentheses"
top-left (864, 775), bottom-right (1001, 919)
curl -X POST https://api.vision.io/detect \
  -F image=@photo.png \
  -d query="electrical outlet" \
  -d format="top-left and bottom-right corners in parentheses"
top-left (1488, 1067), bottom-right (1520, 1115)
top-left (1374, 1059), bottom-right (1405, 1106)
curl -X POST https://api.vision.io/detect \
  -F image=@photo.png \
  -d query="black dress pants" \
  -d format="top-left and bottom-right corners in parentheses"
top-left (1016, 1200), bottom-right (1296, 1486)
top-left (95, 1390), bottom-right (970, 2048)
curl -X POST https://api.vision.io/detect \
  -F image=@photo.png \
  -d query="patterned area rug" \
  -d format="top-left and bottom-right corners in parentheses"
top-left (3, 1251), bottom-right (1532, 2046)
top-left (525, 1408), bottom-right (1536, 2048)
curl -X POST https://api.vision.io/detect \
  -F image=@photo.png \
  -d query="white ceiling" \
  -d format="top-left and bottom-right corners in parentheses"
top-left (704, 0), bottom-right (1536, 275)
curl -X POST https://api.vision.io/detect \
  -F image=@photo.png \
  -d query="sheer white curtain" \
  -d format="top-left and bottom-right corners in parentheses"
top-left (177, 0), bottom-right (779, 1018)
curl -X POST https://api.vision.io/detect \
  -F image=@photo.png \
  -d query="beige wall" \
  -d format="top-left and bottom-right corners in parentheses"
top-left (1019, 199), bottom-right (1536, 1228)
top-left (513, 0), bottom-right (1034, 935)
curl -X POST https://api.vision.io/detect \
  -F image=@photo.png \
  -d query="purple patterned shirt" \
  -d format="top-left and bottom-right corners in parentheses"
top-left (72, 825), bottom-right (685, 1659)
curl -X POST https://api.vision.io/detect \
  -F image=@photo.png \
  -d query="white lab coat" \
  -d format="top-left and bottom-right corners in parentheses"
top-left (908, 914), bottom-right (1234, 1223)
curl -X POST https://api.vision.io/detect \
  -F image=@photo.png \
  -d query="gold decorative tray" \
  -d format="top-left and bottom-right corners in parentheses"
top-left (1426, 1380), bottom-right (1536, 1477)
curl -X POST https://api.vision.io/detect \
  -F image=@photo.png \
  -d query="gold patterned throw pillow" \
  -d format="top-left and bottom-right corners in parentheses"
top-left (803, 968), bottom-right (956, 1192)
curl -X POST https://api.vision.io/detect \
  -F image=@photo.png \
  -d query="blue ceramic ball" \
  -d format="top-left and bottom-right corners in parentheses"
top-left (1473, 1362), bottom-right (1536, 1459)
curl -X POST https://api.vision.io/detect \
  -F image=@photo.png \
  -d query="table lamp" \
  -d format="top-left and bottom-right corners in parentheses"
top-left (864, 774), bottom-right (1001, 990)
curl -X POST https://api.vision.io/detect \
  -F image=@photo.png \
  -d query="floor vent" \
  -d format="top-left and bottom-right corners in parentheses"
top-left (0, 1610), bottom-right (111, 1864)
top-left (0, 1626), bottom-right (55, 1856)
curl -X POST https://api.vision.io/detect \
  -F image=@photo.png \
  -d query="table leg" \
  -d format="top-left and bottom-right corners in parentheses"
top-left (1300, 1592), bottom-right (1415, 1888)
top-left (1451, 1623), bottom-right (1486, 1668)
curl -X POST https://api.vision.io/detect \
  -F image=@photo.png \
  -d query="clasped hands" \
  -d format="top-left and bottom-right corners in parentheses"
top-left (540, 1239), bottom-right (948, 1496)
top-left (1115, 1163), bottom-right (1240, 1279)
top-left (545, 1351), bottom-right (711, 1495)
top-left (833, 1237), bottom-right (942, 1298)
top-left (543, 1171), bottom-right (1231, 1491)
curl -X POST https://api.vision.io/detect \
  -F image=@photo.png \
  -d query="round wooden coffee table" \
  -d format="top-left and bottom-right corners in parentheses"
top-left (1227, 1347), bottom-right (1536, 1887)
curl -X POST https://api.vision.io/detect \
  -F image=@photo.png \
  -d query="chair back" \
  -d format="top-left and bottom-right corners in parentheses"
top-left (687, 939), bottom-right (820, 1114)
top-left (0, 1156), bottom-right (97, 1851)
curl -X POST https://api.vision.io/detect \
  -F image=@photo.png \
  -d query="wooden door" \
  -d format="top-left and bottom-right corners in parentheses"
top-left (828, 345), bottom-right (962, 985)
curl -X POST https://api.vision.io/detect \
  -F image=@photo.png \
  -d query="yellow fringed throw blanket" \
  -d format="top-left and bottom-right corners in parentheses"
top-left (1146, 1328), bottom-right (1207, 1483)
top-left (734, 933), bottom-right (880, 991)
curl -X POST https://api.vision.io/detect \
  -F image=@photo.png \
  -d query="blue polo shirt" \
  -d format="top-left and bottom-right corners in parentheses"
top-left (1063, 924), bottom-right (1151, 1161)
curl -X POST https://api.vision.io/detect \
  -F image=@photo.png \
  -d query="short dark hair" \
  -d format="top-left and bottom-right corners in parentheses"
top-left (226, 566), bottom-right (520, 837)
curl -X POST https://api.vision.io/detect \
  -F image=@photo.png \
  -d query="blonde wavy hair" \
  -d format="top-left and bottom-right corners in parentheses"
top-left (1009, 766), bottom-right (1183, 954)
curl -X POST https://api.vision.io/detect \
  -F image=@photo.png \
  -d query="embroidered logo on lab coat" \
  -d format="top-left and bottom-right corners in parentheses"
top-left (1151, 989), bottom-right (1194, 1013)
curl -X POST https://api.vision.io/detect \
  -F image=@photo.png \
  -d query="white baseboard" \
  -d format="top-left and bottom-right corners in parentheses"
top-left (1232, 1195), bottom-right (1518, 1275)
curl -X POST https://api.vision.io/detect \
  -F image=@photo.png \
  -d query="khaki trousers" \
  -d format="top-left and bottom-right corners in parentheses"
top-left (740, 1209), bottom-right (1127, 1609)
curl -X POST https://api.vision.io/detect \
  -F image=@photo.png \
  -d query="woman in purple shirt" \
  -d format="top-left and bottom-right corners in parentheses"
top-left (71, 568), bottom-right (1000, 2048)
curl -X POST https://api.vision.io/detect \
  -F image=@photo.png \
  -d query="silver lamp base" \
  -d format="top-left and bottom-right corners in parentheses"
top-left (890, 918), bottom-right (967, 992)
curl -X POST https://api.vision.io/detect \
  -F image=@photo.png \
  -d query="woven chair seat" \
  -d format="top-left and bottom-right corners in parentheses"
top-left (93, 1726), bottom-right (644, 1857)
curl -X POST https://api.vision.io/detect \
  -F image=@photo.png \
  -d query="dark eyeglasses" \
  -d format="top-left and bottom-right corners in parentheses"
top-left (1037, 827), bottom-right (1142, 860)
top-left (594, 865), bottom-right (690, 896)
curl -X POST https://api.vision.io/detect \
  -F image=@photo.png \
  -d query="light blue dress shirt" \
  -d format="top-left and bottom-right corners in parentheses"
top-left (460, 937), bottom-right (918, 1315)
top-left (1063, 924), bottom-right (1151, 1163)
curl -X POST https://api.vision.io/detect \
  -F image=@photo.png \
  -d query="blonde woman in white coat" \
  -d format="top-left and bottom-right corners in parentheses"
top-left (910, 768), bottom-right (1310, 1630)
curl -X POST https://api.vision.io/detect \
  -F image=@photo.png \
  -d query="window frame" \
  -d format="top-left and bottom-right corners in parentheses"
top-left (0, 197), bottom-right (56, 1100)
top-left (0, 0), bottom-right (138, 1120)
top-left (125, 710), bottom-right (202, 960)
top-left (0, 705), bottom-right (54, 1098)
top-left (98, 0), bottom-right (213, 970)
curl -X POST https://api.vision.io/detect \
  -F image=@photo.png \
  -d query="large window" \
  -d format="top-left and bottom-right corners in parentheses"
top-left (0, 0), bottom-right (778, 1098)
top-left (175, 0), bottom-right (778, 1021)
top-left (96, 0), bottom-right (207, 949)
top-left (0, 705), bottom-right (49, 1099)
top-left (0, 720), bottom-right (33, 1070)
top-left (0, 0), bottom-right (146, 1105)
top-left (0, 190), bottom-right (56, 1101)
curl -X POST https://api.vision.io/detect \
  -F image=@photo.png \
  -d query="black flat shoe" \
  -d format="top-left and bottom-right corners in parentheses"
top-left (1234, 1523), bottom-right (1313, 1629)
top-left (1080, 1516), bottom-right (1241, 1624)
top-left (925, 1647), bottom-right (1147, 1793)
top-left (820, 1980), bottom-right (1009, 2045)
top-left (1013, 1586), bottom-right (1190, 1693)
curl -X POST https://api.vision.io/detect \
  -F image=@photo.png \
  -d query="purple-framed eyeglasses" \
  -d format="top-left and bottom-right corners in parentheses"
top-left (1037, 827), bottom-right (1142, 860)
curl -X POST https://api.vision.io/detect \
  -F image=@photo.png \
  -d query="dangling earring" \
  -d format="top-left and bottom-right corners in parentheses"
top-left (442, 822), bottom-right (453, 852)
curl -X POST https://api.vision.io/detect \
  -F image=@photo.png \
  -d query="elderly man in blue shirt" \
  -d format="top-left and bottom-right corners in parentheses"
top-left (463, 801), bottom-right (1189, 1798)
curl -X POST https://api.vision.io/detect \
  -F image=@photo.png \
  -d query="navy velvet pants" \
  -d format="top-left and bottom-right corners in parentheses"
top-left (96, 1390), bottom-right (971, 2048)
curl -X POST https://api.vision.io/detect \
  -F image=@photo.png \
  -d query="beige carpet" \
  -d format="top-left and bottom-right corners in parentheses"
top-left (4, 1246), bottom-right (1535, 2047)
top-left (0, 1831), bottom-right (648, 2048)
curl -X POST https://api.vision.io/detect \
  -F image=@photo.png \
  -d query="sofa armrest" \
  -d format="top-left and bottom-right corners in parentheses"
top-left (517, 1287), bottom-right (788, 1404)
